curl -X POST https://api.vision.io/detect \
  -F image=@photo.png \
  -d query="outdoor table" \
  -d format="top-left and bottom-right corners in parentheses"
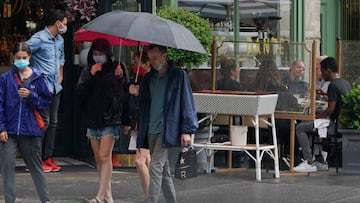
top-left (190, 90), bottom-right (280, 181)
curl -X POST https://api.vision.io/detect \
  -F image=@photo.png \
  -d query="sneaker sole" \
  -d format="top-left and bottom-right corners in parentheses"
top-left (51, 168), bottom-right (62, 172)
top-left (293, 168), bottom-right (318, 173)
top-left (43, 169), bottom-right (52, 173)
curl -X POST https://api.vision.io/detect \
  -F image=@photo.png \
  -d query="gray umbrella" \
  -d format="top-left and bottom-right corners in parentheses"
top-left (79, 11), bottom-right (207, 54)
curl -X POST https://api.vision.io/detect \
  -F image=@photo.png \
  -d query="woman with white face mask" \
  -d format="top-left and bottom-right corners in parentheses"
top-left (76, 38), bottom-right (131, 203)
top-left (0, 42), bottom-right (52, 203)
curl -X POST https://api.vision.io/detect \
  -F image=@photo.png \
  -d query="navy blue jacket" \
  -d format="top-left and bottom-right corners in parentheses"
top-left (0, 66), bottom-right (52, 136)
top-left (137, 62), bottom-right (198, 148)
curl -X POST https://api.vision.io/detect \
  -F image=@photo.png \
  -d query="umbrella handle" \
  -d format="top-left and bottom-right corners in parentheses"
top-left (118, 38), bottom-right (122, 67)
top-left (135, 44), bottom-right (144, 83)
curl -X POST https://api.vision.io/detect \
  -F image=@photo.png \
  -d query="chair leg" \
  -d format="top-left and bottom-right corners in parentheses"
top-left (335, 141), bottom-right (340, 175)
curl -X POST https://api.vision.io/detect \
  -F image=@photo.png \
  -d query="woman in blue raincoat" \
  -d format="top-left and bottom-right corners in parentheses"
top-left (0, 42), bottom-right (52, 203)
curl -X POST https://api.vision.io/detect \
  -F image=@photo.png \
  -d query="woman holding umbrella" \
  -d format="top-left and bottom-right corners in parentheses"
top-left (128, 50), bottom-right (151, 198)
top-left (76, 38), bottom-right (130, 203)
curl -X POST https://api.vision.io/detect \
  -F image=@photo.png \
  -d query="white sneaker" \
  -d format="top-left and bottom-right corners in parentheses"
top-left (293, 160), bottom-right (318, 173)
top-left (315, 161), bottom-right (329, 171)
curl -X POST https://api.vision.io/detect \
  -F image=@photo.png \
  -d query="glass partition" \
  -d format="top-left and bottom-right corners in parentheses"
top-left (341, 40), bottom-right (360, 85)
top-left (212, 36), bottom-right (315, 116)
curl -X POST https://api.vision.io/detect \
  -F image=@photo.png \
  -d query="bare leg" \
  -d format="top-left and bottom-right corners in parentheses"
top-left (90, 135), bottom-right (115, 203)
top-left (135, 148), bottom-right (151, 197)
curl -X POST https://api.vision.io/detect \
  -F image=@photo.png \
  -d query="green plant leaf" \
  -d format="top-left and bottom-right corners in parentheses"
top-left (341, 84), bottom-right (360, 130)
top-left (157, 7), bottom-right (212, 70)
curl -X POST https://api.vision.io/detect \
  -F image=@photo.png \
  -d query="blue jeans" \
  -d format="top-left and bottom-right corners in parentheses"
top-left (40, 92), bottom-right (61, 160)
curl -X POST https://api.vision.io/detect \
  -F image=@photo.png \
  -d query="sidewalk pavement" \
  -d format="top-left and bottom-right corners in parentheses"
top-left (1, 157), bottom-right (360, 203)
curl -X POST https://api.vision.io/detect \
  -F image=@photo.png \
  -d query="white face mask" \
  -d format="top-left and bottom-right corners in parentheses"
top-left (154, 63), bottom-right (163, 71)
top-left (93, 55), bottom-right (107, 64)
top-left (58, 23), bottom-right (67, 34)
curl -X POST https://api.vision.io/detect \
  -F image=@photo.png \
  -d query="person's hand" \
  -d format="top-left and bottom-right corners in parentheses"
top-left (58, 74), bottom-right (63, 84)
top-left (181, 133), bottom-right (191, 147)
top-left (122, 125), bottom-right (131, 135)
top-left (0, 131), bottom-right (8, 143)
top-left (115, 65), bottom-right (123, 78)
top-left (129, 84), bottom-right (140, 96)
top-left (316, 89), bottom-right (326, 95)
top-left (18, 87), bottom-right (31, 98)
top-left (90, 63), bottom-right (102, 76)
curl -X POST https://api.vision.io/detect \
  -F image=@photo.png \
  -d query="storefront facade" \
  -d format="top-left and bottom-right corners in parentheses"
top-left (0, 0), bottom-right (358, 158)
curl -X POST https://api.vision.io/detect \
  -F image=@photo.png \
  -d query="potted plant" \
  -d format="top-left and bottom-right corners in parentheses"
top-left (341, 84), bottom-right (360, 130)
top-left (157, 6), bottom-right (212, 70)
top-left (340, 84), bottom-right (360, 174)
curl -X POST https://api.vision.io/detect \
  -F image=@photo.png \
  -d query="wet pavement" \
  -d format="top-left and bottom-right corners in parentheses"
top-left (1, 157), bottom-right (360, 203)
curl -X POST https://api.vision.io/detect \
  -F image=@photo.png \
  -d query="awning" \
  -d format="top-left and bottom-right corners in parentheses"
top-left (178, 0), bottom-right (282, 20)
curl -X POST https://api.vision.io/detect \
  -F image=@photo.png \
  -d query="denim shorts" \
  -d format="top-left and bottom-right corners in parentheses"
top-left (86, 126), bottom-right (120, 140)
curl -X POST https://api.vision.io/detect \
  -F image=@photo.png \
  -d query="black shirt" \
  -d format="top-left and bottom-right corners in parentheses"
top-left (327, 77), bottom-right (352, 120)
top-left (217, 78), bottom-right (241, 91)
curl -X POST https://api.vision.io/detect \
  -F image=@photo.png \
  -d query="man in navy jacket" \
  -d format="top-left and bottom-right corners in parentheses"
top-left (137, 45), bottom-right (198, 203)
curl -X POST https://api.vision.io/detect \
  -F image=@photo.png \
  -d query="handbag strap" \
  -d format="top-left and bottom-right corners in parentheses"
top-left (13, 73), bottom-right (22, 86)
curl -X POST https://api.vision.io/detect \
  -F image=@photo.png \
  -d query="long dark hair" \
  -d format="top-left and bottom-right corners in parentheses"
top-left (254, 58), bottom-right (283, 91)
top-left (12, 42), bottom-right (31, 56)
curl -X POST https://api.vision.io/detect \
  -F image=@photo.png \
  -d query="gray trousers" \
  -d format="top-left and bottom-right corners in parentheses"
top-left (0, 135), bottom-right (50, 203)
top-left (296, 121), bottom-right (316, 162)
top-left (145, 134), bottom-right (176, 203)
top-left (41, 92), bottom-right (61, 160)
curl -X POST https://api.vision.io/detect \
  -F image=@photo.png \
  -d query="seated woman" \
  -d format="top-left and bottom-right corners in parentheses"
top-left (250, 57), bottom-right (286, 92)
top-left (215, 56), bottom-right (246, 167)
top-left (251, 58), bottom-right (300, 167)
top-left (216, 56), bottom-right (241, 91)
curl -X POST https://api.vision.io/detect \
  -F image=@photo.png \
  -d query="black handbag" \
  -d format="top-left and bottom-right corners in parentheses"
top-left (175, 146), bottom-right (197, 179)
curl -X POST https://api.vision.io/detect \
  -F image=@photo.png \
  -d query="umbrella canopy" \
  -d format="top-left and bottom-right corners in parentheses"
top-left (179, 0), bottom-right (281, 20)
top-left (78, 11), bottom-right (207, 54)
top-left (74, 28), bottom-right (142, 46)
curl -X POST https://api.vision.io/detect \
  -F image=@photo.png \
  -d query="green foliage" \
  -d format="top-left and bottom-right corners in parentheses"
top-left (157, 7), bottom-right (212, 70)
top-left (341, 84), bottom-right (360, 130)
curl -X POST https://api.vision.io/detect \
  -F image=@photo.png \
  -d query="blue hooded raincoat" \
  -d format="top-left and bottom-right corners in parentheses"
top-left (0, 66), bottom-right (52, 136)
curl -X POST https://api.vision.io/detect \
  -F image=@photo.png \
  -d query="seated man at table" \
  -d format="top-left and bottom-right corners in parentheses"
top-left (293, 57), bottom-right (351, 173)
top-left (282, 60), bottom-right (309, 99)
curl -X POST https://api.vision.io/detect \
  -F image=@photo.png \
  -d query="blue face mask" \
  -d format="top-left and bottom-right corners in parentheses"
top-left (93, 55), bottom-right (107, 64)
top-left (154, 63), bottom-right (163, 71)
top-left (14, 59), bottom-right (30, 70)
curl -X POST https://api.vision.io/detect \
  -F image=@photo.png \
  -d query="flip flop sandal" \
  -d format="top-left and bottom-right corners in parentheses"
top-left (84, 197), bottom-right (102, 203)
